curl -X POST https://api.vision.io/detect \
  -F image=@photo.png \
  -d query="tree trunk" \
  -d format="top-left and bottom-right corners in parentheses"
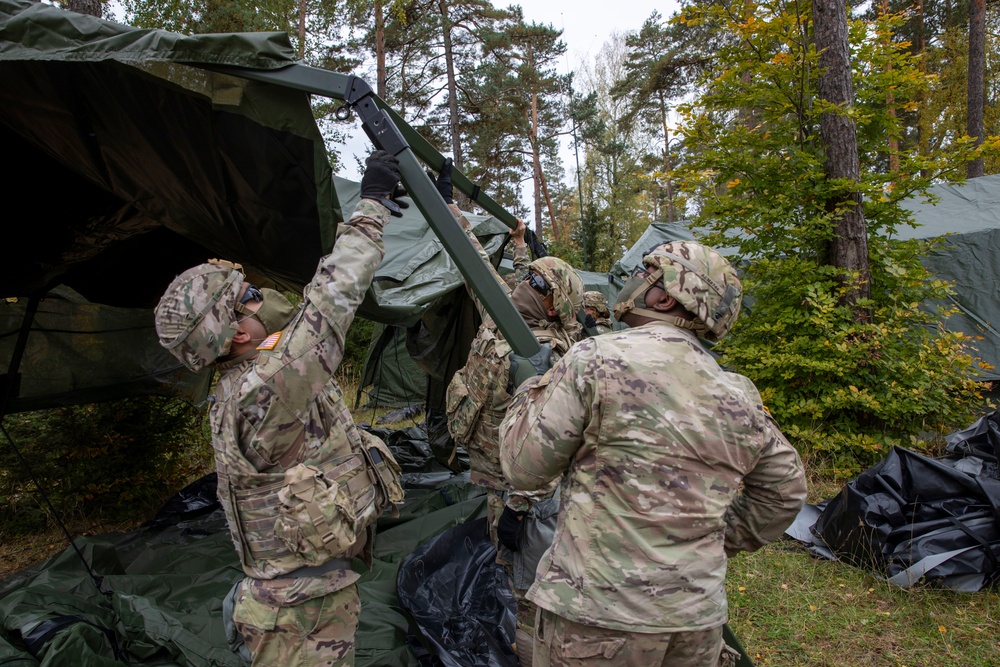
top-left (813, 0), bottom-right (871, 309)
top-left (537, 164), bottom-right (559, 240)
top-left (658, 91), bottom-right (675, 222)
top-left (916, 0), bottom-right (930, 178)
top-left (67, 0), bottom-right (100, 17)
top-left (296, 0), bottom-right (307, 60)
top-left (967, 0), bottom-right (985, 178)
top-left (531, 91), bottom-right (543, 234)
top-left (439, 0), bottom-right (464, 170)
top-left (881, 0), bottom-right (898, 174)
top-left (375, 0), bottom-right (387, 98)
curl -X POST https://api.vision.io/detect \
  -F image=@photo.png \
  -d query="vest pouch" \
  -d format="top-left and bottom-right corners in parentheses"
top-left (359, 431), bottom-right (404, 513)
top-left (445, 368), bottom-right (483, 444)
top-left (274, 463), bottom-right (361, 565)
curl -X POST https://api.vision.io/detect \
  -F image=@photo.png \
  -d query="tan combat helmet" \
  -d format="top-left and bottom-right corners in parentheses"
top-left (528, 256), bottom-right (585, 336)
top-left (615, 241), bottom-right (742, 342)
top-left (583, 291), bottom-right (610, 317)
top-left (154, 259), bottom-right (246, 372)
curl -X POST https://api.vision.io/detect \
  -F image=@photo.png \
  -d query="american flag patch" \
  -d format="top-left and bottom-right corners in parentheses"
top-left (256, 331), bottom-right (282, 351)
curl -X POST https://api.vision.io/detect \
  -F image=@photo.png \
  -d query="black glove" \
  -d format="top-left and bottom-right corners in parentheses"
top-left (497, 506), bottom-right (527, 552)
top-left (427, 157), bottom-right (454, 204)
top-left (507, 343), bottom-right (554, 393)
top-left (361, 150), bottom-right (409, 217)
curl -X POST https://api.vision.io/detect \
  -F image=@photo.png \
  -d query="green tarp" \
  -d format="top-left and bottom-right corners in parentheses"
top-left (898, 175), bottom-right (1000, 381)
top-left (0, 468), bottom-right (487, 667)
top-left (0, 0), bottom-right (512, 414)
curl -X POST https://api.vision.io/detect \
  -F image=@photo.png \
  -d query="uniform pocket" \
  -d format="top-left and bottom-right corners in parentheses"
top-left (445, 369), bottom-right (483, 444)
top-left (232, 588), bottom-right (280, 632)
top-left (274, 463), bottom-right (361, 565)
top-left (718, 643), bottom-right (742, 667)
top-left (559, 635), bottom-right (626, 660)
top-left (360, 430), bottom-right (404, 511)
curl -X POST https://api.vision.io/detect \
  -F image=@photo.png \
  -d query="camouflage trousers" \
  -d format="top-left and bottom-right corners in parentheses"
top-left (533, 608), bottom-right (734, 667)
top-left (232, 580), bottom-right (360, 667)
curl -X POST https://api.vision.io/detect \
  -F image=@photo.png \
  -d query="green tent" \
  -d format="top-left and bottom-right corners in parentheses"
top-left (0, 0), bottom-right (530, 416)
top-left (898, 175), bottom-right (1000, 381)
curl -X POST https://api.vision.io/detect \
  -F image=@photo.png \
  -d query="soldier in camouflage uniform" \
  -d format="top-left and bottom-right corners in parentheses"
top-left (154, 150), bottom-right (407, 667)
top-left (582, 291), bottom-right (613, 335)
top-left (429, 160), bottom-right (584, 663)
top-left (499, 241), bottom-right (807, 667)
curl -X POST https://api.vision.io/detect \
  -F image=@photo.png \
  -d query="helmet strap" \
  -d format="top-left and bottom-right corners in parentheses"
top-left (627, 308), bottom-right (706, 334)
top-left (612, 269), bottom-right (660, 321)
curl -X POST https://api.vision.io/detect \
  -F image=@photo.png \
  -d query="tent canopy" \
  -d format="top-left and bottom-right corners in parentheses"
top-left (0, 0), bottom-right (514, 413)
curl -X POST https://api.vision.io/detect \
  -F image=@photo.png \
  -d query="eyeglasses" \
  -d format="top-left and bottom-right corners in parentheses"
top-left (631, 265), bottom-right (651, 278)
top-left (527, 272), bottom-right (552, 297)
top-left (240, 285), bottom-right (264, 305)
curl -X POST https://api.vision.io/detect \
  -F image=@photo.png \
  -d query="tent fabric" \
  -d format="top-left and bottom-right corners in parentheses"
top-left (608, 221), bottom-right (699, 288)
top-left (897, 174), bottom-right (1000, 381)
top-left (0, 432), bottom-right (488, 667)
top-left (359, 323), bottom-right (427, 410)
top-left (0, 287), bottom-right (211, 413)
top-left (0, 0), bottom-right (340, 300)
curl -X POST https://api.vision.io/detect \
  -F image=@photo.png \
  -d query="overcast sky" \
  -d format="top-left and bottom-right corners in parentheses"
top-left (520, 0), bottom-right (679, 74)
top-left (339, 0), bottom-right (682, 218)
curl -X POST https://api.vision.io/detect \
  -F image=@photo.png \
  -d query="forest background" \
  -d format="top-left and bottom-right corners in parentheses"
top-left (3, 0), bottom-right (1000, 664)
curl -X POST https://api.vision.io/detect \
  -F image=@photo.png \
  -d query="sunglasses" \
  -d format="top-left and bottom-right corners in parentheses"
top-left (240, 285), bottom-right (264, 305)
top-left (631, 265), bottom-right (652, 278)
top-left (527, 272), bottom-right (552, 297)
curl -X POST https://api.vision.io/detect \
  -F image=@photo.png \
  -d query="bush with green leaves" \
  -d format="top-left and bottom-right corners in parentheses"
top-left (0, 396), bottom-right (211, 535)
top-left (674, 1), bottom-right (991, 475)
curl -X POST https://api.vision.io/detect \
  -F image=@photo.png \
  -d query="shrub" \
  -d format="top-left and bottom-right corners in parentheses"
top-left (0, 396), bottom-right (211, 535)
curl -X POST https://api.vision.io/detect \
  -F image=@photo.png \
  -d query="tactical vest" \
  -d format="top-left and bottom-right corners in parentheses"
top-left (447, 319), bottom-right (571, 490)
top-left (211, 365), bottom-right (403, 580)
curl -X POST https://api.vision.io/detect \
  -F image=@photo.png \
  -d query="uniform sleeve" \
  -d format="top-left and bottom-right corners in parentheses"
top-left (298, 199), bottom-right (388, 361)
top-left (723, 414), bottom-right (807, 556)
top-left (510, 244), bottom-right (531, 284)
top-left (499, 346), bottom-right (595, 491)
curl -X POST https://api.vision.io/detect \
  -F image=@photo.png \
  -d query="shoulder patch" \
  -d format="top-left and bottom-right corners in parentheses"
top-left (256, 331), bottom-right (282, 351)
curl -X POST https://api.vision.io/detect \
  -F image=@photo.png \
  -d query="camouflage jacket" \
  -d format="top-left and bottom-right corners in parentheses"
top-left (499, 322), bottom-right (807, 632)
top-left (447, 226), bottom-right (567, 510)
top-left (210, 200), bottom-right (402, 606)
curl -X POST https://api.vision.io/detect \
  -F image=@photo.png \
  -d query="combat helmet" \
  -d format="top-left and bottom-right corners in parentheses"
top-left (154, 259), bottom-right (246, 371)
top-left (583, 291), bottom-right (610, 317)
top-left (614, 241), bottom-right (741, 342)
top-left (528, 256), bottom-right (585, 335)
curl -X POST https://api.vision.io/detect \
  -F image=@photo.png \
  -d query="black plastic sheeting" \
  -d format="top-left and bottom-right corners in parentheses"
top-left (803, 412), bottom-right (1000, 591)
top-left (397, 518), bottom-right (517, 667)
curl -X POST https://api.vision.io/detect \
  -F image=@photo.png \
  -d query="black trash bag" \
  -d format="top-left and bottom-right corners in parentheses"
top-left (813, 446), bottom-right (1000, 590)
top-left (365, 425), bottom-right (468, 489)
top-left (944, 410), bottom-right (1000, 479)
top-left (397, 517), bottom-right (517, 667)
top-left (142, 473), bottom-right (220, 529)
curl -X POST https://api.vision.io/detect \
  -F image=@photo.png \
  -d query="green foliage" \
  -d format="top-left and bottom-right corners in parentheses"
top-left (0, 397), bottom-right (211, 536)
top-left (674, 0), bottom-right (991, 475)
top-left (341, 316), bottom-right (375, 383)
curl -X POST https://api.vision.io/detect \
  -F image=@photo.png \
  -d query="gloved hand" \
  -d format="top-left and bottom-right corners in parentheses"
top-left (361, 150), bottom-right (409, 217)
top-left (507, 343), bottom-right (553, 393)
top-left (497, 505), bottom-right (527, 552)
top-left (427, 157), bottom-right (454, 204)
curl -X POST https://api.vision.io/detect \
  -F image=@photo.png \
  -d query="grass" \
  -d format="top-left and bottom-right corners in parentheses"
top-left (727, 541), bottom-right (1000, 666)
top-left (2, 374), bottom-right (998, 666)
